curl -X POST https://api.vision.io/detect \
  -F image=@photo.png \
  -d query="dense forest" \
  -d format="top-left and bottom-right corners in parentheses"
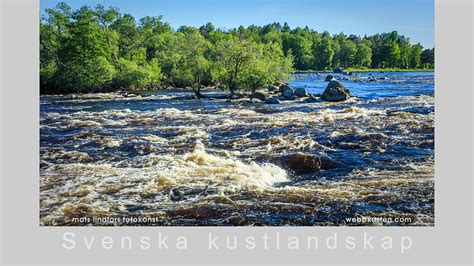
top-left (40, 3), bottom-right (435, 94)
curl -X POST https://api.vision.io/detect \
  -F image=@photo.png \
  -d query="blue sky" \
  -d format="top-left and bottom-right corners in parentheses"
top-left (40, 0), bottom-right (434, 48)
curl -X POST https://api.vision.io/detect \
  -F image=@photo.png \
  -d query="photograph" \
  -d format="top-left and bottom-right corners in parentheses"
top-left (39, 0), bottom-right (435, 226)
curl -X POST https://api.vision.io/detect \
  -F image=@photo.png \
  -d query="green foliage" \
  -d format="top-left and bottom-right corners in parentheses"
top-left (212, 38), bottom-right (293, 94)
top-left (282, 30), bottom-right (313, 70)
top-left (420, 48), bottom-right (435, 68)
top-left (355, 40), bottom-right (372, 67)
top-left (240, 42), bottom-right (294, 93)
top-left (397, 38), bottom-right (410, 68)
top-left (158, 30), bottom-right (211, 96)
top-left (408, 44), bottom-right (423, 68)
top-left (338, 39), bottom-right (357, 67)
top-left (313, 35), bottom-right (334, 70)
top-left (213, 38), bottom-right (258, 94)
top-left (387, 41), bottom-right (401, 68)
top-left (114, 59), bottom-right (162, 90)
top-left (40, 2), bottom-right (434, 94)
top-left (57, 56), bottom-right (116, 92)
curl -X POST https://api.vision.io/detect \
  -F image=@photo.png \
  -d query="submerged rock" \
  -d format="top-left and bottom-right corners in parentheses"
top-left (321, 80), bottom-right (351, 102)
top-left (171, 205), bottom-right (222, 220)
top-left (226, 215), bottom-right (247, 226)
top-left (306, 94), bottom-right (318, 103)
top-left (251, 98), bottom-right (264, 103)
top-left (121, 92), bottom-right (138, 98)
top-left (294, 87), bottom-right (308, 97)
top-left (249, 92), bottom-right (268, 101)
top-left (265, 97), bottom-right (281, 104)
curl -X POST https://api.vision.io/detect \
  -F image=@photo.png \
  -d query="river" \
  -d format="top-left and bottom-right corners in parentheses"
top-left (40, 71), bottom-right (434, 226)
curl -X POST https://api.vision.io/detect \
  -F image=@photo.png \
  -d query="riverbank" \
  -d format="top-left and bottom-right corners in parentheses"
top-left (39, 69), bottom-right (435, 96)
top-left (295, 68), bottom-right (434, 73)
top-left (345, 68), bottom-right (434, 73)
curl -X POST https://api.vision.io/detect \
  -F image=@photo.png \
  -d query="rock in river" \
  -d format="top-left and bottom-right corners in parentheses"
top-left (333, 67), bottom-right (344, 73)
top-left (279, 84), bottom-right (291, 92)
top-left (249, 92), bottom-right (268, 101)
top-left (306, 94), bottom-right (318, 103)
top-left (265, 98), bottom-right (281, 104)
top-left (270, 153), bottom-right (322, 175)
top-left (325, 75), bottom-right (335, 82)
top-left (282, 87), bottom-right (295, 99)
top-left (321, 80), bottom-right (351, 102)
top-left (294, 87), bottom-right (308, 97)
top-left (267, 85), bottom-right (280, 92)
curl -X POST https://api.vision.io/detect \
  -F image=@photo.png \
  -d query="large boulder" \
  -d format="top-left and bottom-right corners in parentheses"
top-left (294, 87), bottom-right (308, 97)
top-left (321, 80), bottom-right (351, 102)
top-left (265, 97), bottom-right (281, 104)
top-left (325, 75), bottom-right (335, 82)
top-left (270, 153), bottom-right (322, 175)
top-left (282, 87), bottom-right (295, 99)
top-left (249, 92), bottom-right (268, 101)
top-left (279, 84), bottom-right (291, 93)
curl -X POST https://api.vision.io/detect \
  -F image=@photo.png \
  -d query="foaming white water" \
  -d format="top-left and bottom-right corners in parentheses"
top-left (40, 90), bottom-right (434, 226)
top-left (182, 147), bottom-right (288, 190)
top-left (40, 141), bottom-right (289, 224)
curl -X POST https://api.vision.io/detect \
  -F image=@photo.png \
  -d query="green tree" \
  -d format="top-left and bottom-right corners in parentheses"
top-left (313, 35), bottom-right (334, 70)
top-left (408, 44), bottom-right (423, 69)
top-left (199, 22), bottom-right (215, 38)
top-left (338, 39), bottom-right (357, 67)
top-left (40, 3), bottom-right (434, 94)
top-left (382, 41), bottom-right (401, 68)
top-left (421, 48), bottom-right (434, 69)
top-left (166, 30), bottom-right (211, 98)
top-left (355, 40), bottom-right (372, 68)
top-left (111, 14), bottom-right (140, 59)
top-left (282, 30), bottom-right (313, 70)
top-left (40, 3), bottom-right (73, 92)
top-left (240, 42), bottom-right (293, 93)
top-left (95, 5), bottom-right (120, 63)
top-left (214, 38), bottom-right (292, 95)
top-left (55, 5), bottom-right (116, 92)
top-left (114, 58), bottom-right (162, 89)
top-left (213, 38), bottom-right (259, 96)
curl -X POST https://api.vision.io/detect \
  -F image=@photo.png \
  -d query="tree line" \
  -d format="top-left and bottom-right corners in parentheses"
top-left (40, 3), bottom-right (434, 95)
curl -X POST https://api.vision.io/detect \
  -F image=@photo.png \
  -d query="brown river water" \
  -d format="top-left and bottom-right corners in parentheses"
top-left (40, 72), bottom-right (434, 226)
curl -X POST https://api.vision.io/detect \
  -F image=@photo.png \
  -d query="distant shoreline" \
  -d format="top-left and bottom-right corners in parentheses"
top-left (39, 70), bottom-right (434, 96)
top-left (295, 68), bottom-right (435, 73)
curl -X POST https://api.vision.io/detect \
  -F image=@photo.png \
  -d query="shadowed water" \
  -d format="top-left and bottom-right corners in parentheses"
top-left (40, 72), bottom-right (434, 226)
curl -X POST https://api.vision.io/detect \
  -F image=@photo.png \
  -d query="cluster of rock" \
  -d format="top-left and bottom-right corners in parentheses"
top-left (249, 76), bottom-right (352, 104)
top-left (367, 74), bottom-right (388, 82)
